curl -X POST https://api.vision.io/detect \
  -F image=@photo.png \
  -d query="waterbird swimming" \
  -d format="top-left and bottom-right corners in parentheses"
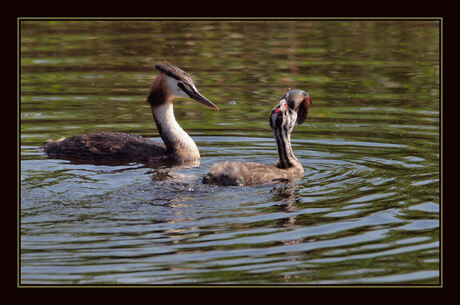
top-left (202, 89), bottom-right (312, 186)
top-left (41, 61), bottom-right (219, 164)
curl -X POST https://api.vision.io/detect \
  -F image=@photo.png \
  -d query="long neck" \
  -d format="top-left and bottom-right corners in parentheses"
top-left (150, 102), bottom-right (200, 161)
top-left (273, 127), bottom-right (301, 169)
top-left (148, 75), bottom-right (200, 161)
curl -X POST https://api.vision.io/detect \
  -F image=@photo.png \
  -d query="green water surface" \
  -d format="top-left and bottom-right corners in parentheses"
top-left (20, 19), bottom-right (440, 285)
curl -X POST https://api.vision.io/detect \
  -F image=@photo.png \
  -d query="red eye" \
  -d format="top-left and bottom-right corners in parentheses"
top-left (274, 108), bottom-right (279, 113)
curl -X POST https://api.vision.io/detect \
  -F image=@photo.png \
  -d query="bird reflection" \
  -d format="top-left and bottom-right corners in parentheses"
top-left (270, 182), bottom-right (303, 282)
top-left (270, 182), bottom-right (300, 228)
top-left (50, 157), bottom-right (200, 171)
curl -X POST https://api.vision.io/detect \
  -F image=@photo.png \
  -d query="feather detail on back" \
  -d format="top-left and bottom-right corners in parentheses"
top-left (41, 132), bottom-right (166, 162)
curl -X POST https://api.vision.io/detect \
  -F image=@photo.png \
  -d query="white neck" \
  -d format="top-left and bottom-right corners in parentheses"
top-left (151, 101), bottom-right (200, 161)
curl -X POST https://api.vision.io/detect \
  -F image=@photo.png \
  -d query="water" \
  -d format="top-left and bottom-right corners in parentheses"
top-left (20, 20), bottom-right (440, 285)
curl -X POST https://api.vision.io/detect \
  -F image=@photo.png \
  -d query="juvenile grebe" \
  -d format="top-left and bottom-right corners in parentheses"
top-left (41, 61), bottom-right (219, 164)
top-left (202, 89), bottom-right (312, 186)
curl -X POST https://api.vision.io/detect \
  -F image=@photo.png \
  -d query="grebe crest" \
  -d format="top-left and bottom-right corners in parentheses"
top-left (42, 60), bottom-right (219, 165)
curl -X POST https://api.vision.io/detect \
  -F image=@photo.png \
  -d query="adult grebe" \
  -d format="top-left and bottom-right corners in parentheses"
top-left (202, 89), bottom-right (312, 186)
top-left (41, 61), bottom-right (219, 164)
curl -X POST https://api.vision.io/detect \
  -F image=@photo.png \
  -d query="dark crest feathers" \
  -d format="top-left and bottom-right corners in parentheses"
top-left (154, 61), bottom-right (192, 82)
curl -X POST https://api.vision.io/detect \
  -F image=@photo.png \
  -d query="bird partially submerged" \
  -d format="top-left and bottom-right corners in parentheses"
top-left (203, 89), bottom-right (312, 186)
top-left (41, 61), bottom-right (219, 165)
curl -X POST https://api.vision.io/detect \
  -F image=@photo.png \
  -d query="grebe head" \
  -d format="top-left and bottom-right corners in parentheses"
top-left (270, 89), bottom-right (313, 130)
top-left (154, 61), bottom-right (219, 110)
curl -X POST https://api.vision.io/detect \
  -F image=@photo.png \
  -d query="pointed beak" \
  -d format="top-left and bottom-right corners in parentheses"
top-left (179, 83), bottom-right (219, 110)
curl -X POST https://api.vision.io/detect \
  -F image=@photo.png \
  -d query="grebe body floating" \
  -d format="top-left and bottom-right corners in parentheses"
top-left (202, 89), bottom-right (312, 186)
top-left (41, 61), bottom-right (219, 165)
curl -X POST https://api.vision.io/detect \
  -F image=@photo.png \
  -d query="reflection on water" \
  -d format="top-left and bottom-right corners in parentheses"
top-left (20, 20), bottom-right (440, 285)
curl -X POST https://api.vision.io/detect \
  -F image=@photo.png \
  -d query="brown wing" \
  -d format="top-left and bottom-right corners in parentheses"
top-left (41, 132), bottom-right (166, 162)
